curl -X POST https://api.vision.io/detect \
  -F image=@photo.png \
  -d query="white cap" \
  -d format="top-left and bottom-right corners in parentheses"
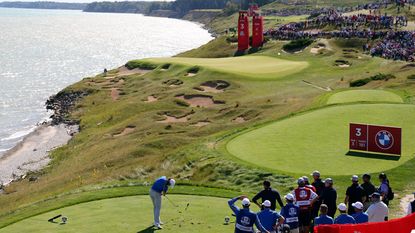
top-left (169, 179), bottom-right (176, 188)
top-left (311, 171), bottom-right (321, 177)
top-left (262, 200), bottom-right (271, 208)
top-left (351, 175), bottom-right (359, 182)
top-left (242, 198), bottom-right (251, 206)
top-left (338, 203), bottom-right (347, 211)
top-left (285, 193), bottom-right (295, 201)
top-left (352, 202), bottom-right (364, 210)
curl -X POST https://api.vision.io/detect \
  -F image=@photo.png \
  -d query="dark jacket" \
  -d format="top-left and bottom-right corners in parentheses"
top-left (252, 188), bottom-right (284, 211)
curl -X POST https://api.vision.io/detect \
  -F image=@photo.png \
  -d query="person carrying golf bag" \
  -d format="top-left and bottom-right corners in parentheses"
top-left (228, 196), bottom-right (270, 233)
top-left (149, 176), bottom-right (176, 229)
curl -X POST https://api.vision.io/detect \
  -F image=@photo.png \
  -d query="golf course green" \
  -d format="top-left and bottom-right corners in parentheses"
top-left (0, 195), bottom-right (237, 233)
top-left (143, 56), bottom-right (309, 79)
top-left (327, 90), bottom-right (403, 105)
top-left (226, 104), bottom-right (415, 175)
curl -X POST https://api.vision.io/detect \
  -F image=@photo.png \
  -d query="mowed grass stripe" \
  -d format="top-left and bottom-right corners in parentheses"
top-left (0, 195), bottom-right (236, 233)
top-left (144, 56), bottom-right (309, 79)
top-left (327, 90), bottom-right (403, 105)
top-left (226, 104), bottom-right (415, 175)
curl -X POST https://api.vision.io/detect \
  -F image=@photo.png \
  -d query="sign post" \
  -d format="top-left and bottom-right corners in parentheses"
top-left (238, 11), bottom-right (250, 51)
top-left (349, 123), bottom-right (402, 156)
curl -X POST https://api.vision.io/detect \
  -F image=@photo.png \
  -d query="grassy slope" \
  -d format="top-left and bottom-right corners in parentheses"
top-left (1, 2), bottom-right (415, 228)
top-left (326, 90), bottom-right (404, 104)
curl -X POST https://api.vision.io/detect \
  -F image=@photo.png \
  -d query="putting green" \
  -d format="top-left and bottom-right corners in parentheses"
top-left (144, 56), bottom-right (309, 79)
top-left (0, 195), bottom-right (239, 233)
top-left (226, 104), bottom-right (415, 175)
top-left (327, 90), bottom-right (403, 105)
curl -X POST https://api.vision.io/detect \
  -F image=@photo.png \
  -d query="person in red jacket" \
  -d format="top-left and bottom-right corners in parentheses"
top-left (291, 178), bottom-right (318, 233)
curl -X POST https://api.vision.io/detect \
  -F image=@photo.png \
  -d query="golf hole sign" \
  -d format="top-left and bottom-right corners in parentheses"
top-left (350, 123), bottom-right (402, 155)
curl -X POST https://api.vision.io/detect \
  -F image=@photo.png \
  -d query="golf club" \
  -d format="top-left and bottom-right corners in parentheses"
top-left (165, 196), bottom-right (179, 208)
top-left (48, 214), bottom-right (62, 223)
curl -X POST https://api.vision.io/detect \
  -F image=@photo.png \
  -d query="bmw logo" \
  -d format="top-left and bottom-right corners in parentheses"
top-left (375, 130), bottom-right (394, 150)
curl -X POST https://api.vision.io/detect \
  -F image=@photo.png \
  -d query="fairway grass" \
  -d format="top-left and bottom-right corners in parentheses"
top-left (327, 90), bottom-right (404, 104)
top-left (143, 56), bottom-right (309, 79)
top-left (226, 104), bottom-right (415, 175)
top-left (0, 195), bottom-right (237, 233)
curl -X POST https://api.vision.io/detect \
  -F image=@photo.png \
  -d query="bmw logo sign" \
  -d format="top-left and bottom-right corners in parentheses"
top-left (375, 130), bottom-right (394, 150)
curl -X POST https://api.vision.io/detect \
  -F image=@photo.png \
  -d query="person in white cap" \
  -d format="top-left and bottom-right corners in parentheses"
top-left (257, 200), bottom-right (285, 233)
top-left (334, 203), bottom-right (356, 225)
top-left (280, 194), bottom-right (300, 233)
top-left (228, 195), bottom-right (269, 233)
top-left (149, 176), bottom-right (175, 229)
top-left (407, 192), bottom-right (415, 215)
top-left (351, 202), bottom-right (368, 223)
top-left (291, 178), bottom-right (318, 233)
top-left (344, 175), bottom-right (366, 215)
top-left (366, 192), bottom-right (388, 222)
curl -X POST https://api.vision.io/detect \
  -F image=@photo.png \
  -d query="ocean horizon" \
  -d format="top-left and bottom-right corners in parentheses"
top-left (0, 7), bottom-right (213, 156)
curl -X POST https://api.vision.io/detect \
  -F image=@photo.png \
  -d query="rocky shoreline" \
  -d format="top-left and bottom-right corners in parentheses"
top-left (46, 90), bottom-right (90, 126)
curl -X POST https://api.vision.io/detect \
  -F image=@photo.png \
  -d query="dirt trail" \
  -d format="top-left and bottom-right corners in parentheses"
top-left (111, 88), bottom-right (119, 101)
top-left (302, 80), bottom-right (332, 91)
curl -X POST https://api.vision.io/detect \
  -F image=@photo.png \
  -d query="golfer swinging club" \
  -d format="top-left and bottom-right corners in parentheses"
top-left (150, 176), bottom-right (176, 229)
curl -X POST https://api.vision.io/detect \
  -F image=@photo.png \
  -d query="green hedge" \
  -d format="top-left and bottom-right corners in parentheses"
top-left (125, 60), bottom-right (158, 70)
top-left (350, 73), bottom-right (396, 87)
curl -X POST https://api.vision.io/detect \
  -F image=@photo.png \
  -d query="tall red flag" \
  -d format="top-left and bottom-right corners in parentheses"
top-left (252, 14), bottom-right (264, 48)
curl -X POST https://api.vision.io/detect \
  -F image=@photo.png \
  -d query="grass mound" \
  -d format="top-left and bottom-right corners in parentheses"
top-left (226, 104), bottom-right (415, 175)
top-left (143, 56), bottom-right (309, 80)
top-left (283, 38), bottom-right (313, 52)
top-left (0, 195), bottom-right (234, 233)
top-left (327, 90), bottom-right (403, 104)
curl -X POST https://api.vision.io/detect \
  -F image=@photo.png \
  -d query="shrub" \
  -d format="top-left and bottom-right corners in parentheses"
top-left (371, 73), bottom-right (396, 81)
top-left (283, 38), bottom-right (313, 52)
top-left (187, 66), bottom-right (200, 74)
top-left (408, 74), bottom-right (415, 80)
top-left (161, 63), bottom-right (171, 70)
top-left (350, 78), bottom-right (371, 87)
top-left (125, 60), bottom-right (157, 70)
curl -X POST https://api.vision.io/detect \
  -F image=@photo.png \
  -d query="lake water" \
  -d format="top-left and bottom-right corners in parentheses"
top-left (0, 8), bottom-right (213, 155)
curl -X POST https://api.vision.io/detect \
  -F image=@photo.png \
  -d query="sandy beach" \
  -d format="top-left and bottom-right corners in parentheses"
top-left (0, 124), bottom-right (77, 186)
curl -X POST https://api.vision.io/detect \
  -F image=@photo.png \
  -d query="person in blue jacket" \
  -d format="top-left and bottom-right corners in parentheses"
top-left (149, 176), bottom-right (176, 229)
top-left (334, 203), bottom-right (356, 225)
top-left (351, 202), bottom-right (369, 224)
top-left (314, 204), bottom-right (334, 227)
top-left (280, 193), bottom-right (300, 233)
top-left (228, 196), bottom-right (270, 233)
top-left (257, 200), bottom-right (285, 233)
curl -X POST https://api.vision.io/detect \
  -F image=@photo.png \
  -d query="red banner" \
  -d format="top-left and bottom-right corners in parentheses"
top-left (252, 14), bottom-right (264, 48)
top-left (238, 11), bottom-right (249, 51)
top-left (315, 213), bottom-right (415, 233)
top-left (349, 123), bottom-right (402, 155)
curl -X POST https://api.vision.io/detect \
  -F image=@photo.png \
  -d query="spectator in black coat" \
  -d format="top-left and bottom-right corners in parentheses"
top-left (252, 180), bottom-right (284, 211)
top-left (320, 178), bottom-right (337, 218)
top-left (345, 175), bottom-right (366, 215)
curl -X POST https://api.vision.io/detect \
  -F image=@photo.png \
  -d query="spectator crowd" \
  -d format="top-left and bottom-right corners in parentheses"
top-left (227, 171), bottom-right (413, 233)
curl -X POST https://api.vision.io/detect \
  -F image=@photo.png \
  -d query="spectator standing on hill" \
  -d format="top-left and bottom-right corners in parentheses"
top-left (334, 203), bottom-right (356, 224)
top-left (149, 176), bottom-right (176, 229)
top-left (351, 202), bottom-right (369, 224)
top-left (319, 178), bottom-right (337, 218)
top-left (345, 175), bottom-right (366, 215)
top-left (257, 200), bottom-right (285, 233)
top-left (292, 178), bottom-right (318, 233)
top-left (228, 196), bottom-right (270, 233)
top-left (280, 194), bottom-right (300, 233)
top-left (311, 171), bottom-right (325, 218)
top-left (378, 173), bottom-right (392, 206)
top-left (314, 204), bottom-right (334, 227)
top-left (407, 192), bottom-right (415, 215)
top-left (361, 174), bottom-right (376, 210)
top-left (253, 181), bottom-right (284, 211)
top-left (366, 192), bottom-right (389, 222)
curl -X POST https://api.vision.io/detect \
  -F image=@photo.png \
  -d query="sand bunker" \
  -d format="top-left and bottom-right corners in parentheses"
top-left (233, 117), bottom-right (246, 123)
top-left (111, 88), bottom-right (120, 101)
top-left (186, 67), bottom-right (199, 77)
top-left (158, 115), bottom-right (189, 123)
top-left (192, 121), bottom-right (211, 127)
top-left (163, 79), bottom-right (183, 87)
top-left (145, 95), bottom-right (158, 103)
top-left (186, 73), bottom-right (197, 77)
top-left (113, 126), bottom-right (136, 137)
top-left (176, 94), bottom-right (225, 108)
top-left (335, 60), bottom-right (351, 68)
top-left (117, 66), bottom-right (149, 77)
top-left (197, 80), bottom-right (230, 93)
